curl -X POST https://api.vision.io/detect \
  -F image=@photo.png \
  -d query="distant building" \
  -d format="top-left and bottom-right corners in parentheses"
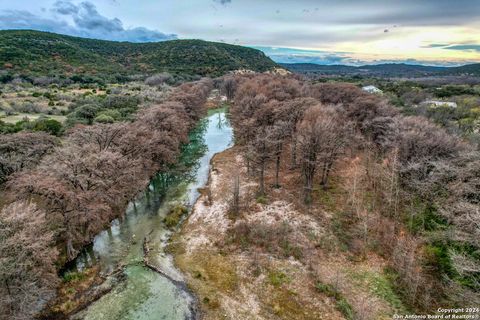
top-left (362, 85), bottom-right (382, 94)
top-left (265, 67), bottom-right (291, 75)
top-left (231, 69), bottom-right (256, 75)
top-left (422, 100), bottom-right (458, 108)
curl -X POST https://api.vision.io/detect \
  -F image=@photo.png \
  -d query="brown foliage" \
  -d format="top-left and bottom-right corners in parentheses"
top-left (0, 132), bottom-right (58, 184)
top-left (0, 201), bottom-right (59, 320)
top-left (6, 78), bottom-right (214, 264)
top-left (297, 104), bottom-right (350, 202)
top-left (230, 74), bottom-right (480, 310)
top-left (221, 77), bottom-right (237, 101)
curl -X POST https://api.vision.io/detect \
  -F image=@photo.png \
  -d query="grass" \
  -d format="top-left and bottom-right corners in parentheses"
top-left (266, 287), bottom-right (323, 320)
top-left (176, 249), bottom-right (238, 292)
top-left (49, 266), bottom-right (100, 316)
top-left (348, 268), bottom-right (408, 314)
top-left (163, 204), bottom-right (188, 228)
top-left (256, 195), bottom-right (268, 204)
top-left (62, 270), bottom-right (86, 283)
top-left (174, 248), bottom-right (238, 314)
top-left (1, 113), bottom-right (67, 124)
top-left (279, 238), bottom-right (303, 260)
top-left (315, 282), bottom-right (355, 320)
top-left (313, 177), bottom-right (344, 212)
top-left (226, 220), bottom-right (304, 260)
top-left (267, 270), bottom-right (289, 287)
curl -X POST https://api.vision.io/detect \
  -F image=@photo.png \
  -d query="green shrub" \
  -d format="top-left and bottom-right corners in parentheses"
top-left (268, 270), bottom-right (289, 287)
top-left (408, 203), bottom-right (448, 234)
top-left (336, 298), bottom-right (355, 320)
top-left (31, 118), bottom-right (63, 136)
top-left (62, 271), bottom-right (85, 283)
top-left (424, 243), bottom-right (455, 277)
top-left (68, 103), bottom-right (102, 125)
top-left (315, 282), bottom-right (338, 298)
top-left (94, 114), bottom-right (114, 123)
top-left (97, 109), bottom-right (122, 120)
top-left (315, 282), bottom-right (355, 320)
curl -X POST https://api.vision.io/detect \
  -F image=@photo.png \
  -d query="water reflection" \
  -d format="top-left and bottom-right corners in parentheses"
top-left (73, 110), bottom-right (232, 320)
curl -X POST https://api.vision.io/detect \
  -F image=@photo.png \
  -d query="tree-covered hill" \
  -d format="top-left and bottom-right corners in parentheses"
top-left (0, 30), bottom-right (278, 79)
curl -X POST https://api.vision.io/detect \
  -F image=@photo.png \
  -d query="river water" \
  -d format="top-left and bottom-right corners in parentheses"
top-left (71, 110), bottom-right (232, 320)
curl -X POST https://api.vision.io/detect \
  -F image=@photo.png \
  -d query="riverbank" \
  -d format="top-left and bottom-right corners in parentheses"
top-left (39, 109), bottom-right (232, 320)
top-left (172, 145), bottom-right (408, 319)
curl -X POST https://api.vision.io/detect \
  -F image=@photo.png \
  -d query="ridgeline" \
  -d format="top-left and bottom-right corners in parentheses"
top-left (0, 30), bottom-right (277, 80)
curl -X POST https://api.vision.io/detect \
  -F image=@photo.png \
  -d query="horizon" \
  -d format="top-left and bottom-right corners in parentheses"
top-left (1, 0), bottom-right (480, 67)
top-left (1, 28), bottom-right (478, 69)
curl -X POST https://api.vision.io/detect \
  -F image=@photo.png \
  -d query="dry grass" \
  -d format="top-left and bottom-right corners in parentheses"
top-left (47, 266), bottom-right (102, 316)
top-left (173, 145), bottom-right (407, 319)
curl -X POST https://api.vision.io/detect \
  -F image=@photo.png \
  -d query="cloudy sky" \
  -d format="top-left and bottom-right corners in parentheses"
top-left (1, 0), bottom-right (480, 66)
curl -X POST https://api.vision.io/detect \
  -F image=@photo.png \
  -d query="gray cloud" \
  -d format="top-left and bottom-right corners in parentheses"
top-left (213, 0), bottom-right (232, 5)
top-left (420, 43), bottom-right (480, 52)
top-left (422, 43), bottom-right (451, 48)
top-left (0, 1), bottom-right (177, 42)
top-left (0, 10), bottom-right (75, 34)
top-left (252, 46), bottom-right (354, 65)
top-left (444, 44), bottom-right (480, 52)
top-left (53, 0), bottom-right (78, 15)
top-left (280, 0), bottom-right (480, 26)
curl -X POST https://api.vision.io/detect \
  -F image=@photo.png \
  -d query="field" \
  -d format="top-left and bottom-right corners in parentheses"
top-left (0, 114), bottom-right (67, 124)
top-left (0, 80), bottom-right (174, 134)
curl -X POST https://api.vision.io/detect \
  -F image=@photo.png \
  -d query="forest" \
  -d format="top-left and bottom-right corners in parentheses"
top-left (0, 76), bottom-right (213, 319)
top-left (226, 75), bottom-right (480, 314)
top-left (0, 30), bottom-right (278, 81)
top-left (0, 70), bottom-right (479, 319)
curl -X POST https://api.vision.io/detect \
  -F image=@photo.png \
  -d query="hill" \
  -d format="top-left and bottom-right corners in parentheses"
top-left (0, 30), bottom-right (278, 79)
top-left (281, 62), bottom-right (480, 77)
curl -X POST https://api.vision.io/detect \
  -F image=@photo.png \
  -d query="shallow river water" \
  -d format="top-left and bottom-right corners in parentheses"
top-left (71, 110), bottom-right (232, 320)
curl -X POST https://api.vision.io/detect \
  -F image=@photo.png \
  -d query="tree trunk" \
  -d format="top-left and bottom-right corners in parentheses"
top-left (274, 155), bottom-right (281, 188)
top-left (304, 177), bottom-right (313, 204)
top-left (259, 162), bottom-right (266, 196)
top-left (232, 176), bottom-right (240, 216)
top-left (66, 237), bottom-right (75, 261)
top-left (290, 139), bottom-right (297, 169)
top-left (303, 164), bottom-right (315, 204)
top-left (4, 279), bottom-right (14, 314)
top-left (320, 162), bottom-right (328, 186)
top-left (321, 161), bottom-right (333, 190)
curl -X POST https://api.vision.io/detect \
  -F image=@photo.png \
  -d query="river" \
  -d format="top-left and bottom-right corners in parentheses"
top-left (70, 109), bottom-right (232, 320)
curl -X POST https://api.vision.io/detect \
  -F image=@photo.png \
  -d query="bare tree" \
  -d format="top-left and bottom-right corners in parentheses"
top-left (247, 127), bottom-right (274, 196)
top-left (0, 132), bottom-right (58, 184)
top-left (269, 121), bottom-right (289, 188)
top-left (0, 201), bottom-right (59, 320)
top-left (221, 77), bottom-right (237, 101)
top-left (297, 104), bottom-right (344, 203)
top-left (230, 175), bottom-right (240, 217)
top-left (145, 73), bottom-right (172, 86)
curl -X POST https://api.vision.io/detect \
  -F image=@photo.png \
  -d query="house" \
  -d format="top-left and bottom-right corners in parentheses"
top-left (362, 85), bottom-right (382, 94)
top-left (421, 100), bottom-right (458, 108)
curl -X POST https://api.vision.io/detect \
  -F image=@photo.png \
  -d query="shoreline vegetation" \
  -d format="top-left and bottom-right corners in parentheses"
top-left (1, 70), bottom-right (479, 319)
top-left (0, 78), bottom-right (215, 319)
top-left (42, 106), bottom-right (222, 319)
top-left (172, 74), bottom-right (480, 319)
